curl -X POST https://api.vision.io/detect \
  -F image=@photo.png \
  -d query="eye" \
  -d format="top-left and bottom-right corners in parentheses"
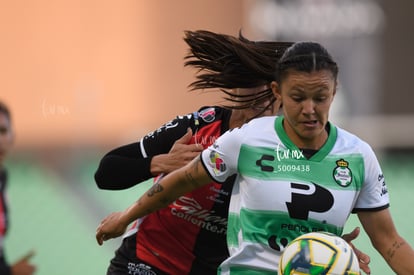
top-left (314, 95), bottom-right (330, 103)
top-left (291, 95), bottom-right (304, 102)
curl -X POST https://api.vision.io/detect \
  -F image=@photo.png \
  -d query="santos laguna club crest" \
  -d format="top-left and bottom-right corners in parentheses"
top-left (333, 159), bottom-right (352, 187)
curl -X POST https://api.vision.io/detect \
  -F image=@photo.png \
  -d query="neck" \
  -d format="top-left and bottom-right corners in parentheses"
top-left (284, 120), bottom-right (329, 150)
top-left (229, 110), bottom-right (249, 129)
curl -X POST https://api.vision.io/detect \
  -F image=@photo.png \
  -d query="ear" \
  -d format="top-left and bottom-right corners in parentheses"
top-left (270, 81), bottom-right (283, 113)
top-left (334, 80), bottom-right (338, 94)
top-left (271, 81), bottom-right (281, 100)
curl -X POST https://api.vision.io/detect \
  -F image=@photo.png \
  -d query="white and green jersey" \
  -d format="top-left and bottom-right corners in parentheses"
top-left (200, 116), bottom-right (389, 275)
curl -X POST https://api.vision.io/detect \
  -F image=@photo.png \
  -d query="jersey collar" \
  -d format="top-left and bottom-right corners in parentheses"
top-left (275, 116), bottom-right (337, 161)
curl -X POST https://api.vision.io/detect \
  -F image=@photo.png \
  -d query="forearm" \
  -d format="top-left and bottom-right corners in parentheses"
top-left (359, 210), bottom-right (414, 274)
top-left (120, 157), bottom-right (210, 226)
top-left (119, 171), bottom-right (186, 226)
top-left (378, 236), bottom-right (414, 275)
top-left (96, 156), bottom-right (211, 245)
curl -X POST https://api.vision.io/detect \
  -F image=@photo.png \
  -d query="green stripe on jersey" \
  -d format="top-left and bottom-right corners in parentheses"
top-left (227, 208), bottom-right (343, 247)
top-left (227, 212), bottom-right (241, 247)
top-left (238, 145), bottom-right (364, 191)
top-left (219, 266), bottom-right (276, 275)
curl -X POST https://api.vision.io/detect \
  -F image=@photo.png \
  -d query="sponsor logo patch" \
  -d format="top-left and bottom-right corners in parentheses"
top-left (208, 151), bottom-right (227, 176)
top-left (198, 107), bottom-right (216, 123)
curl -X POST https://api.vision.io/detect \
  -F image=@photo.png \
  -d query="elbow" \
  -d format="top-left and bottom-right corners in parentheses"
top-left (94, 161), bottom-right (118, 190)
top-left (94, 157), bottom-right (121, 190)
top-left (94, 167), bottom-right (136, 190)
top-left (94, 169), bottom-right (111, 189)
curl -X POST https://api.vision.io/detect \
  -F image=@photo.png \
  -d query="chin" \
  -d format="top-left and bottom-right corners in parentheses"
top-left (299, 130), bottom-right (323, 142)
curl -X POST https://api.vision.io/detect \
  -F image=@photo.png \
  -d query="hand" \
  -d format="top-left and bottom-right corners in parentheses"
top-left (342, 227), bottom-right (371, 274)
top-left (96, 212), bottom-right (128, 245)
top-left (11, 250), bottom-right (36, 275)
top-left (150, 128), bottom-right (203, 175)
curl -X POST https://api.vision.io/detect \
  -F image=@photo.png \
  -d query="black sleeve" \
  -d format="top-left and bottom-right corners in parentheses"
top-left (94, 143), bottom-right (153, 190)
top-left (94, 112), bottom-right (197, 190)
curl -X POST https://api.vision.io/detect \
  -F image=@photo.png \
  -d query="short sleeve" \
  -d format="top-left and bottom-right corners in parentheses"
top-left (353, 144), bottom-right (389, 211)
top-left (200, 128), bottom-right (242, 183)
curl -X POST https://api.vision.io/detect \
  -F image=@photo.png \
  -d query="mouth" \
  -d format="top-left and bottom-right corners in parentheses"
top-left (302, 120), bottom-right (318, 128)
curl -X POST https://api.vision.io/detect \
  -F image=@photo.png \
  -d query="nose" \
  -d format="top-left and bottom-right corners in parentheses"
top-left (302, 99), bottom-right (315, 115)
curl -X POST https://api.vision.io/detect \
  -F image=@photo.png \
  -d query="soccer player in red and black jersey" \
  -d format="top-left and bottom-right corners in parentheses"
top-left (95, 31), bottom-right (370, 275)
top-left (0, 101), bottom-right (36, 275)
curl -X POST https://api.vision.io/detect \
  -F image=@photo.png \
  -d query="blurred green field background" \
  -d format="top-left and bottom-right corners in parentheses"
top-left (4, 151), bottom-right (414, 275)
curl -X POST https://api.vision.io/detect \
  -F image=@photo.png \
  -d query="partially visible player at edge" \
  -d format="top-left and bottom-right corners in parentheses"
top-left (0, 101), bottom-right (36, 275)
top-left (95, 31), bottom-right (370, 274)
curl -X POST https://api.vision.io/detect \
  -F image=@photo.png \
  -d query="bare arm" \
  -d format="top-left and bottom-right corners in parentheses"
top-left (358, 208), bottom-right (414, 275)
top-left (95, 156), bottom-right (211, 245)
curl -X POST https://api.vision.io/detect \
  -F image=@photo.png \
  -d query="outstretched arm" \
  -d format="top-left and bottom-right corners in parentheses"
top-left (358, 209), bottom-right (414, 275)
top-left (95, 156), bottom-right (211, 245)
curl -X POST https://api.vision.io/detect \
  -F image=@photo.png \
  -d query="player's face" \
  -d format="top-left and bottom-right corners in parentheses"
top-left (0, 113), bottom-right (13, 166)
top-left (273, 69), bottom-right (336, 149)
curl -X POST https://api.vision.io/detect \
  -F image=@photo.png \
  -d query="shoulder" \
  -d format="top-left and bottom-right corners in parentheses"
top-left (238, 116), bottom-right (277, 133)
top-left (196, 106), bottom-right (231, 125)
top-left (164, 106), bottom-right (229, 128)
top-left (221, 116), bottom-right (277, 142)
top-left (334, 125), bottom-right (376, 155)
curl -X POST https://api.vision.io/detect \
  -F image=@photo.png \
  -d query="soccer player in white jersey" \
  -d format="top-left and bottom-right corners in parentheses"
top-left (96, 41), bottom-right (413, 274)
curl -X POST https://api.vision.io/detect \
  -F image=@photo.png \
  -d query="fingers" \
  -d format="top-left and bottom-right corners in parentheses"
top-left (96, 217), bottom-right (109, 245)
top-left (176, 128), bottom-right (203, 150)
top-left (96, 230), bottom-right (105, 245)
top-left (358, 259), bottom-right (371, 274)
top-left (172, 128), bottom-right (203, 153)
top-left (354, 246), bottom-right (371, 274)
top-left (342, 227), bottom-right (371, 274)
top-left (96, 212), bottom-right (125, 245)
top-left (96, 228), bottom-right (121, 245)
top-left (176, 128), bottom-right (193, 144)
top-left (96, 222), bottom-right (107, 245)
top-left (342, 226), bottom-right (360, 242)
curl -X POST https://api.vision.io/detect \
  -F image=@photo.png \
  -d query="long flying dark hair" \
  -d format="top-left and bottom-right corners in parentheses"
top-left (183, 30), bottom-right (293, 111)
